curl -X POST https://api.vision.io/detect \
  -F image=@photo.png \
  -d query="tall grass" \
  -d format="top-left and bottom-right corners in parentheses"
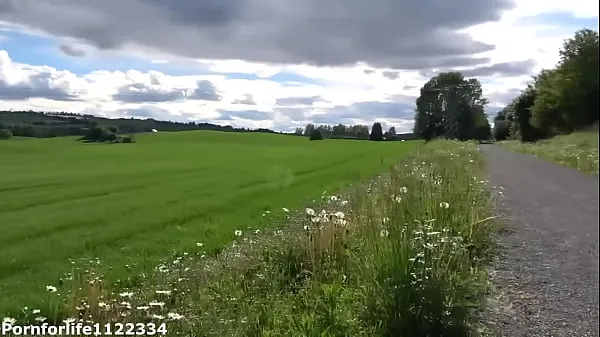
top-left (500, 131), bottom-right (599, 175)
top-left (3, 140), bottom-right (497, 336)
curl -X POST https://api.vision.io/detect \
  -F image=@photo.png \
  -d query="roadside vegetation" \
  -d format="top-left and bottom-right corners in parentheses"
top-left (493, 29), bottom-right (598, 173)
top-left (4, 140), bottom-right (497, 337)
top-left (501, 130), bottom-right (599, 175)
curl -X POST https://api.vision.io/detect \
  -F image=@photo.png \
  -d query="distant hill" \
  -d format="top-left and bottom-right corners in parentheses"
top-left (0, 110), bottom-right (279, 138)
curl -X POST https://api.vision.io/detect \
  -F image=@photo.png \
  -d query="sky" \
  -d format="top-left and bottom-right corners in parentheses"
top-left (0, 0), bottom-right (598, 133)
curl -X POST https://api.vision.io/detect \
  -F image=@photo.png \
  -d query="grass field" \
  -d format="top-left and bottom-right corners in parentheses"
top-left (0, 131), bottom-right (418, 314)
top-left (12, 140), bottom-right (496, 336)
top-left (500, 131), bottom-right (599, 175)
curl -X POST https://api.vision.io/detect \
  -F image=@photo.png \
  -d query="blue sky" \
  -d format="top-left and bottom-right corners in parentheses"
top-left (0, 1), bottom-right (597, 132)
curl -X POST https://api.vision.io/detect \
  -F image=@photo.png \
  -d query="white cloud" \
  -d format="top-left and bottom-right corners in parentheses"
top-left (0, 0), bottom-right (595, 132)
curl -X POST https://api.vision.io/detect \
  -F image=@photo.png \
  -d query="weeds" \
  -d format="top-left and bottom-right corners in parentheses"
top-left (3, 140), bottom-right (497, 336)
top-left (500, 131), bottom-right (599, 175)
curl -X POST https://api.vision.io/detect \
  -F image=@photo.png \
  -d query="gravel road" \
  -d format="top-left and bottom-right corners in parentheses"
top-left (481, 145), bottom-right (599, 337)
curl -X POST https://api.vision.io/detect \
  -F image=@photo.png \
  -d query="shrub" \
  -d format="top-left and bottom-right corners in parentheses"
top-left (0, 129), bottom-right (12, 139)
top-left (309, 129), bottom-right (324, 141)
top-left (122, 137), bottom-right (133, 143)
top-left (101, 132), bottom-right (117, 142)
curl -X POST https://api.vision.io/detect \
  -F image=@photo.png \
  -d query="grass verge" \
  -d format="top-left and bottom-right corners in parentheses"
top-left (499, 131), bottom-right (599, 175)
top-left (3, 140), bottom-right (497, 336)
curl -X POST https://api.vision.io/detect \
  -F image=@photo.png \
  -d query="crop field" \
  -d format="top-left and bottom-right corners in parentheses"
top-left (0, 131), bottom-right (418, 314)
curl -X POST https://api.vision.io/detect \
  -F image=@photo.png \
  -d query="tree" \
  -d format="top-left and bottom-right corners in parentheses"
top-left (351, 125), bottom-right (370, 139)
top-left (294, 127), bottom-right (304, 135)
top-left (332, 124), bottom-right (346, 137)
top-left (492, 109), bottom-right (510, 141)
top-left (512, 86), bottom-right (545, 142)
top-left (304, 123), bottom-right (315, 137)
top-left (387, 126), bottom-right (396, 140)
top-left (414, 72), bottom-right (488, 141)
top-left (473, 113), bottom-right (491, 141)
top-left (316, 125), bottom-right (331, 138)
top-left (531, 29), bottom-right (599, 134)
top-left (309, 129), bottom-right (324, 141)
top-left (0, 129), bottom-right (12, 140)
top-left (370, 122), bottom-right (384, 141)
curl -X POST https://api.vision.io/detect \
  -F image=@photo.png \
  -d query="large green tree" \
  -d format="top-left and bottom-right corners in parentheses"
top-left (531, 29), bottom-right (599, 134)
top-left (414, 72), bottom-right (489, 141)
top-left (370, 122), bottom-right (384, 141)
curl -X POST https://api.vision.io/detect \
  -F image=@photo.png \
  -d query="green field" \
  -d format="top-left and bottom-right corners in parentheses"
top-left (0, 131), bottom-right (418, 314)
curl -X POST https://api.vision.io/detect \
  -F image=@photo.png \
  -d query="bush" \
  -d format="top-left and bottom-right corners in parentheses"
top-left (0, 129), bottom-right (12, 139)
top-left (309, 129), bottom-right (324, 141)
top-left (81, 127), bottom-right (120, 143)
top-left (122, 137), bottom-right (133, 143)
top-left (102, 132), bottom-right (117, 142)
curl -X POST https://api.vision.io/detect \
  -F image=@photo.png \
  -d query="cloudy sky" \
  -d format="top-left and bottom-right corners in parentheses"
top-left (0, 0), bottom-right (597, 133)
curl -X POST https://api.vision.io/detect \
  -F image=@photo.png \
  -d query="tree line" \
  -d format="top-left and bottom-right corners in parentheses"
top-left (0, 110), bottom-right (280, 140)
top-left (493, 29), bottom-right (599, 142)
top-left (296, 123), bottom-right (418, 141)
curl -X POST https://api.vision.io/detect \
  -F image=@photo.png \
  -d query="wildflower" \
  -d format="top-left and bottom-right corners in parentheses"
top-left (394, 196), bottom-right (402, 203)
top-left (3, 317), bottom-right (16, 325)
top-left (98, 302), bottom-right (109, 310)
top-left (439, 202), bottom-right (450, 209)
top-left (119, 292), bottom-right (134, 298)
top-left (234, 230), bottom-right (243, 237)
top-left (196, 242), bottom-right (204, 247)
top-left (136, 306), bottom-right (150, 311)
top-left (254, 229), bottom-right (260, 234)
top-left (120, 302), bottom-right (132, 310)
top-left (399, 186), bottom-right (408, 194)
top-left (305, 208), bottom-right (315, 216)
top-left (311, 217), bottom-right (320, 223)
top-left (334, 211), bottom-right (345, 219)
top-left (35, 316), bottom-right (47, 323)
top-left (150, 314), bottom-right (165, 320)
top-left (303, 225), bottom-right (309, 231)
top-left (167, 312), bottom-right (184, 321)
top-left (149, 301), bottom-right (165, 308)
top-left (282, 207), bottom-right (289, 213)
top-left (158, 265), bottom-right (169, 273)
top-left (382, 217), bottom-right (390, 224)
top-left (32, 309), bottom-right (40, 315)
top-left (427, 231), bottom-right (441, 236)
top-left (155, 290), bottom-right (172, 296)
top-left (63, 318), bottom-right (77, 324)
top-left (46, 285), bottom-right (57, 293)
top-left (341, 200), bottom-right (349, 206)
top-left (380, 229), bottom-right (390, 237)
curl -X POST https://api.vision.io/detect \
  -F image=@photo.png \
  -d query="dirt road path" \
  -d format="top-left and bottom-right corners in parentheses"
top-left (481, 145), bottom-right (599, 337)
